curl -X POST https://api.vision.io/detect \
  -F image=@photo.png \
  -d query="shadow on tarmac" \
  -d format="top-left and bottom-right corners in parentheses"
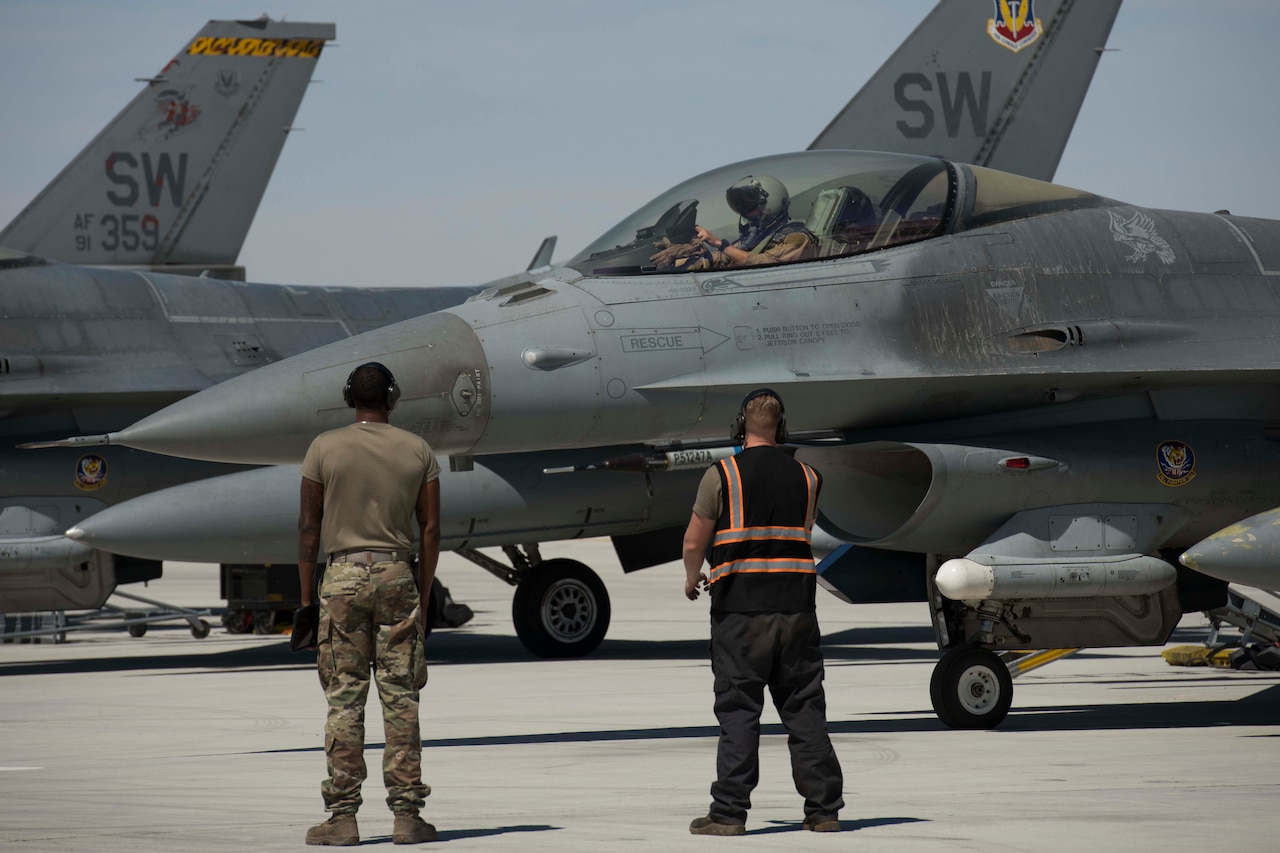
top-left (355, 824), bottom-right (558, 843)
top-left (994, 681), bottom-right (1280, 732)
top-left (0, 623), bottom-right (941, 676)
top-left (243, 682), bottom-right (1280, 760)
top-left (0, 639), bottom-right (306, 676)
top-left (749, 816), bottom-right (925, 835)
top-left (436, 824), bottom-right (560, 841)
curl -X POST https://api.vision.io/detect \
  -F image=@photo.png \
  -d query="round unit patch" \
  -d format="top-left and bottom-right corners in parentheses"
top-left (1156, 440), bottom-right (1195, 487)
top-left (75, 453), bottom-right (108, 491)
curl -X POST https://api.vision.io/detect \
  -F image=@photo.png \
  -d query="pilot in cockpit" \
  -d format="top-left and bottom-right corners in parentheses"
top-left (650, 175), bottom-right (817, 271)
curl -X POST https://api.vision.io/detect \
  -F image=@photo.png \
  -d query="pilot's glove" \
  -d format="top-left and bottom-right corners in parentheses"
top-left (649, 237), bottom-right (704, 267)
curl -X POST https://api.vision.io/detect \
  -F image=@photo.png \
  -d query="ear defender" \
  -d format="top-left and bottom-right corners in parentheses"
top-left (730, 410), bottom-right (747, 444)
top-left (730, 388), bottom-right (787, 444)
top-left (343, 362), bottom-right (401, 411)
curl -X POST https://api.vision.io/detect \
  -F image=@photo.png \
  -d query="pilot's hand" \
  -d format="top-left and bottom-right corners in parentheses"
top-left (685, 571), bottom-right (708, 601)
top-left (694, 225), bottom-right (721, 247)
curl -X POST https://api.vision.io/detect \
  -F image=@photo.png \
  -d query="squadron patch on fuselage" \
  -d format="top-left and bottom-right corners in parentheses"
top-left (75, 454), bottom-right (108, 491)
top-left (1156, 440), bottom-right (1196, 487)
top-left (988, 0), bottom-right (1043, 53)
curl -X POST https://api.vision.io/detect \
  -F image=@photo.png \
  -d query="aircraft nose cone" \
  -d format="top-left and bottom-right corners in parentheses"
top-left (110, 311), bottom-right (490, 464)
top-left (1180, 507), bottom-right (1280, 589)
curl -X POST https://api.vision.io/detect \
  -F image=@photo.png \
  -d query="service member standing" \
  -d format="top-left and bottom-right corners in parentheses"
top-left (683, 389), bottom-right (844, 835)
top-left (298, 362), bottom-right (441, 846)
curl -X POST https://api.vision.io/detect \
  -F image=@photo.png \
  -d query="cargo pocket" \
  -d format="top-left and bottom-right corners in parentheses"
top-left (317, 610), bottom-right (336, 691)
top-left (380, 607), bottom-right (428, 690)
top-left (411, 610), bottom-right (428, 690)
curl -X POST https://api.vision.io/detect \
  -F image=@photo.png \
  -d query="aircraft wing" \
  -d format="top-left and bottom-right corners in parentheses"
top-left (809, 0), bottom-right (1123, 182)
top-left (0, 18), bottom-right (334, 279)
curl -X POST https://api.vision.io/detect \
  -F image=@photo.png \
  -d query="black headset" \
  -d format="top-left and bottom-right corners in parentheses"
top-left (343, 361), bottom-right (401, 411)
top-left (730, 387), bottom-right (787, 444)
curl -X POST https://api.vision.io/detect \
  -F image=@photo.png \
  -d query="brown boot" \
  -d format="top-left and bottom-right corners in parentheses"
top-left (689, 815), bottom-right (746, 836)
top-left (803, 813), bottom-right (841, 832)
top-left (305, 813), bottom-right (359, 846)
top-left (392, 813), bottom-right (438, 844)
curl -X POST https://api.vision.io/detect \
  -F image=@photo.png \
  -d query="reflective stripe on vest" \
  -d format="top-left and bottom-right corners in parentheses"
top-left (713, 526), bottom-right (811, 547)
top-left (709, 557), bottom-right (817, 582)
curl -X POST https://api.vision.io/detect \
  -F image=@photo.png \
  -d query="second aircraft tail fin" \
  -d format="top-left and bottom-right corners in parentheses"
top-left (0, 17), bottom-right (335, 279)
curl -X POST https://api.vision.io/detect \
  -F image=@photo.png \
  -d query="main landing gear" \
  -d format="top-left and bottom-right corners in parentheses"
top-left (929, 647), bottom-right (1012, 729)
top-left (929, 646), bottom-right (1081, 729)
top-left (455, 545), bottom-right (611, 658)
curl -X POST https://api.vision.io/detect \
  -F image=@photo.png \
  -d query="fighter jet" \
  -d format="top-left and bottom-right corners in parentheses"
top-left (89, 149), bottom-right (1280, 727)
top-left (61, 0), bottom-right (1125, 660)
top-left (0, 18), bottom-right (484, 625)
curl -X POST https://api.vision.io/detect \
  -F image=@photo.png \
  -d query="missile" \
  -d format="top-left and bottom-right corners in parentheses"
top-left (544, 446), bottom-right (738, 475)
top-left (65, 449), bottom-right (706, 565)
top-left (1180, 507), bottom-right (1280, 590)
top-left (935, 554), bottom-right (1178, 601)
top-left (541, 430), bottom-right (843, 476)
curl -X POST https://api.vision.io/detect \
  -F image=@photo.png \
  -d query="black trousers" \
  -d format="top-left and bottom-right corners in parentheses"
top-left (708, 610), bottom-right (844, 823)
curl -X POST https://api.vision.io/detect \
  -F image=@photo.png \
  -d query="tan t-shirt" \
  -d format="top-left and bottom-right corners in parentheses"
top-left (299, 422), bottom-right (440, 555)
top-left (692, 465), bottom-right (724, 521)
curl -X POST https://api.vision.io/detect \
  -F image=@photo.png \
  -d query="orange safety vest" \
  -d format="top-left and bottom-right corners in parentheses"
top-left (708, 447), bottom-right (820, 612)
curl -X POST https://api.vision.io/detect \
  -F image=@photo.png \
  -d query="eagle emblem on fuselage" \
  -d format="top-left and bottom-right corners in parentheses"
top-left (1108, 209), bottom-right (1176, 265)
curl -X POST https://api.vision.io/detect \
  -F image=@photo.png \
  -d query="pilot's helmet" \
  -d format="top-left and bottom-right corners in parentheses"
top-left (726, 175), bottom-right (789, 222)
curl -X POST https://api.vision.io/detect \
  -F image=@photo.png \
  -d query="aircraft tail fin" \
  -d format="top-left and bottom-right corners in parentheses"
top-left (0, 17), bottom-right (335, 279)
top-left (808, 0), bottom-right (1123, 181)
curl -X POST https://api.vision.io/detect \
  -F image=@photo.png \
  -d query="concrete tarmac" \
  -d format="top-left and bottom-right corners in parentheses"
top-left (2, 539), bottom-right (1279, 851)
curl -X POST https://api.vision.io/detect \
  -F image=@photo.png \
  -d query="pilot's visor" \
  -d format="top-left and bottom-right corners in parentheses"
top-left (726, 185), bottom-right (764, 217)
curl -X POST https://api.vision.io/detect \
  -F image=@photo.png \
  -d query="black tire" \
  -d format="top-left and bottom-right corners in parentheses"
top-left (929, 646), bottom-right (1013, 730)
top-left (928, 671), bottom-right (958, 729)
top-left (127, 622), bottom-right (147, 638)
top-left (511, 559), bottom-right (610, 658)
top-left (190, 619), bottom-right (211, 639)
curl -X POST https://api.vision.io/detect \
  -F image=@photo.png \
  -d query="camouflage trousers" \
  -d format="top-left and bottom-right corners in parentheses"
top-left (316, 558), bottom-right (429, 815)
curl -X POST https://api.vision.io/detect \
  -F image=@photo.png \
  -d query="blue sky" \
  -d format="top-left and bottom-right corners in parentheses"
top-left (2, 0), bottom-right (1277, 288)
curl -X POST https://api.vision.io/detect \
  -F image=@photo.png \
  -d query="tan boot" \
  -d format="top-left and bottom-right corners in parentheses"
top-left (305, 813), bottom-right (359, 846)
top-left (392, 813), bottom-right (438, 844)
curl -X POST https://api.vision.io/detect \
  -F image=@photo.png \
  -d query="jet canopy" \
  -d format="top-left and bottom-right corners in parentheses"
top-left (567, 150), bottom-right (1106, 276)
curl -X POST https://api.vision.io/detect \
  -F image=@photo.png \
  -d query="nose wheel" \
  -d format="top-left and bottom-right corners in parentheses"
top-left (512, 558), bottom-right (610, 658)
top-left (930, 646), bottom-right (1013, 729)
